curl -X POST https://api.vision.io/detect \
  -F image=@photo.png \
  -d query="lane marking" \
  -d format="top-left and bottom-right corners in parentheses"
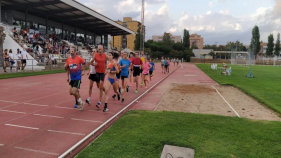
top-left (54, 106), bottom-right (76, 110)
top-left (24, 91), bottom-right (66, 102)
top-left (212, 86), bottom-right (240, 117)
top-left (33, 114), bottom-right (64, 119)
top-left (23, 103), bottom-right (49, 107)
top-left (71, 118), bottom-right (103, 124)
top-left (14, 146), bottom-right (59, 156)
top-left (87, 110), bottom-right (115, 114)
top-left (0, 110), bottom-right (27, 114)
top-left (59, 66), bottom-right (181, 158)
top-left (47, 130), bottom-right (85, 136)
top-left (0, 100), bottom-right (19, 104)
top-left (184, 74), bottom-right (197, 77)
top-left (5, 124), bottom-right (39, 130)
top-left (0, 144), bottom-right (4, 146)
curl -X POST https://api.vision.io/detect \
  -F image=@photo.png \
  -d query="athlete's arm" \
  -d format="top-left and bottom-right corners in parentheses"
top-left (87, 63), bottom-right (91, 75)
top-left (66, 69), bottom-right (70, 82)
top-left (80, 57), bottom-right (86, 76)
top-left (90, 54), bottom-right (95, 66)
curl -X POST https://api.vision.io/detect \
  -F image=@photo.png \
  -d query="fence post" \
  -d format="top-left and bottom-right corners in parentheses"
top-left (32, 59), bottom-right (33, 71)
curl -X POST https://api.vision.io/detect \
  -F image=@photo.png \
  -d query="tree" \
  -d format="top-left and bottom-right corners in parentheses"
top-left (0, 26), bottom-right (6, 68)
top-left (183, 29), bottom-right (190, 49)
top-left (191, 45), bottom-right (199, 49)
top-left (266, 34), bottom-right (274, 57)
top-left (134, 27), bottom-right (142, 50)
top-left (250, 25), bottom-right (261, 55)
top-left (163, 33), bottom-right (173, 48)
top-left (172, 42), bottom-right (185, 51)
top-left (275, 33), bottom-right (280, 57)
top-left (209, 51), bottom-right (215, 59)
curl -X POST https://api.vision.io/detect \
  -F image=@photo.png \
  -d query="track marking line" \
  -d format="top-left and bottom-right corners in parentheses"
top-left (71, 118), bottom-right (103, 124)
top-left (0, 110), bottom-right (27, 114)
top-left (24, 91), bottom-right (66, 102)
top-left (87, 110), bottom-right (115, 114)
top-left (54, 106), bottom-right (77, 110)
top-left (23, 103), bottom-right (49, 107)
top-left (5, 124), bottom-right (39, 130)
top-left (212, 86), bottom-right (240, 117)
top-left (47, 130), bottom-right (85, 136)
top-left (0, 100), bottom-right (19, 104)
top-left (14, 146), bottom-right (59, 156)
top-left (0, 144), bottom-right (4, 146)
top-left (33, 114), bottom-right (64, 119)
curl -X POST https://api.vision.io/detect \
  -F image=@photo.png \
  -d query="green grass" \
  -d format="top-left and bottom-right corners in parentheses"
top-left (0, 70), bottom-right (65, 79)
top-left (77, 110), bottom-right (281, 158)
top-left (196, 64), bottom-right (281, 114)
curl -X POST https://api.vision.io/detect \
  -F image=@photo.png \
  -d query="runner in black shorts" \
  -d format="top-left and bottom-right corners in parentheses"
top-left (119, 51), bottom-right (131, 103)
top-left (131, 52), bottom-right (143, 93)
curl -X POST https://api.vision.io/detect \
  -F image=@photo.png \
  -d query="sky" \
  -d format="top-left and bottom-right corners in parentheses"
top-left (77, 0), bottom-right (281, 45)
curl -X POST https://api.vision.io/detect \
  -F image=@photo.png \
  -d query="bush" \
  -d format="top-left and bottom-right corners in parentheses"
top-left (186, 55), bottom-right (190, 62)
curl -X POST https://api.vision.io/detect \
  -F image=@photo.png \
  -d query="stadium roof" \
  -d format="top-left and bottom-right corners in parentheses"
top-left (1, 0), bottom-right (135, 36)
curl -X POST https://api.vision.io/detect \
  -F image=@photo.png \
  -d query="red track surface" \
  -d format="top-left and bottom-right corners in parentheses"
top-left (0, 63), bottom-right (177, 158)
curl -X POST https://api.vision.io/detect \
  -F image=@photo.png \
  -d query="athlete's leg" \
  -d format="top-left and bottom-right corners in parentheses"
top-left (104, 79), bottom-right (111, 111)
top-left (121, 78), bottom-right (128, 103)
top-left (86, 80), bottom-right (94, 105)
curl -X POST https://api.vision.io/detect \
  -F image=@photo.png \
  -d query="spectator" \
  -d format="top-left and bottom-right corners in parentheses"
top-left (51, 55), bottom-right (57, 66)
top-left (8, 49), bottom-right (15, 72)
top-left (13, 27), bottom-right (18, 38)
top-left (21, 49), bottom-right (28, 71)
top-left (3, 49), bottom-right (9, 73)
top-left (16, 49), bottom-right (22, 71)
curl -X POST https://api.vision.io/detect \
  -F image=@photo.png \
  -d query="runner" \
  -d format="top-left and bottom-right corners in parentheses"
top-left (115, 51), bottom-right (122, 93)
top-left (66, 46), bottom-right (86, 111)
top-left (8, 49), bottom-right (15, 72)
top-left (131, 52), bottom-right (143, 93)
top-left (129, 52), bottom-right (134, 87)
top-left (173, 58), bottom-right (176, 66)
top-left (103, 52), bottom-right (120, 112)
top-left (167, 58), bottom-right (170, 73)
top-left (161, 56), bottom-right (165, 73)
top-left (90, 45), bottom-right (108, 108)
top-left (85, 49), bottom-right (99, 105)
top-left (176, 58), bottom-right (179, 66)
top-left (149, 58), bottom-right (155, 82)
top-left (16, 49), bottom-right (22, 71)
top-left (142, 57), bottom-right (151, 88)
top-left (119, 51), bottom-right (131, 103)
top-left (21, 48), bottom-right (28, 71)
top-left (3, 49), bottom-right (9, 73)
top-left (140, 51), bottom-right (146, 87)
top-left (164, 58), bottom-right (168, 74)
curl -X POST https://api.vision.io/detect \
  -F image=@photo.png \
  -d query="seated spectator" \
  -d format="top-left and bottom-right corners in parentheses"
top-left (51, 55), bottom-right (57, 66)
top-left (13, 27), bottom-right (18, 38)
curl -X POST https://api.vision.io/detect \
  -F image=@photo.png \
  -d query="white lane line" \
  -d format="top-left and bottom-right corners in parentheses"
top-left (212, 86), bottom-right (240, 117)
top-left (0, 110), bottom-right (27, 114)
top-left (24, 91), bottom-right (66, 102)
top-left (5, 124), bottom-right (39, 130)
top-left (47, 130), bottom-right (85, 136)
top-left (23, 103), bottom-right (49, 107)
top-left (33, 114), bottom-right (64, 119)
top-left (0, 144), bottom-right (4, 146)
top-left (54, 106), bottom-right (76, 110)
top-left (14, 146), bottom-right (59, 156)
top-left (87, 110), bottom-right (115, 114)
top-left (71, 118), bottom-right (103, 124)
top-left (0, 100), bottom-right (19, 103)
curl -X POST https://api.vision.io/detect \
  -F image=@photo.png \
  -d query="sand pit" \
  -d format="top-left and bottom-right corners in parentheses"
top-left (155, 84), bottom-right (281, 121)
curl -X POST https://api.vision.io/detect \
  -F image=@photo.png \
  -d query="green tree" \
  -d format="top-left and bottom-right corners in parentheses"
top-left (209, 51), bottom-right (215, 59)
top-left (275, 33), bottom-right (280, 57)
top-left (172, 42), bottom-right (185, 51)
top-left (250, 25), bottom-right (261, 55)
top-left (266, 34), bottom-right (274, 57)
top-left (162, 33), bottom-right (173, 48)
top-left (183, 29), bottom-right (190, 49)
top-left (191, 45), bottom-right (199, 49)
top-left (134, 27), bottom-right (141, 50)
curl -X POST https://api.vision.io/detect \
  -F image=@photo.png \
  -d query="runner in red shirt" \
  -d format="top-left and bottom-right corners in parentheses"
top-left (90, 45), bottom-right (110, 108)
top-left (131, 52), bottom-right (143, 93)
top-left (66, 46), bottom-right (86, 110)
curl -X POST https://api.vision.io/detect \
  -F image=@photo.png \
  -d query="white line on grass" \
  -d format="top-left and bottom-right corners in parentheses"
top-left (0, 110), bottom-right (27, 114)
top-left (212, 86), bottom-right (240, 117)
top-left (5, 124), bottom-right (39, 130)
top-left (14, 146), bottom-right (59, 156)
top-left (33, 114), bottom-right (64, 119)
top-left (71, 118), bottom-right (103, 124)
top-left (47, 130), bottom-right (85, 136)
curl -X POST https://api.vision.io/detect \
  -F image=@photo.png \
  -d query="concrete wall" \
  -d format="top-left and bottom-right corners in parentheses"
top-left (192, 49), bottom-right (213, 59)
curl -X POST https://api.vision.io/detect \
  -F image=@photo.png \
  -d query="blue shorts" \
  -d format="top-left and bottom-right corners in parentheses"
top-left (108, 77), bottom-right (118, 84)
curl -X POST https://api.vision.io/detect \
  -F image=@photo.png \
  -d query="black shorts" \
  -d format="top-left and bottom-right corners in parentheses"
top-left (69, 80), bottom-right (81, 89)
top-left (121, 76), bottom-right (128, 80)
top-left (140, 69), bottom-right (143, 73)
top-left (4, 58), bottom-right (9, 61)
top-left (165, 65), bottom-right (168, 69)
top-left (116, 72), bottom-right (121, 79)
top-left (143, 73), bottom-right (148, 76)
top-left (21, 59), bottom-right (26, 64)
top-left (133, 67), bottom-right (140, 77)
top-left (89, 74), bottom-right (97, 82)
top-left (149, 71), bottom-right (153, 75)
top-left (96, 73), bottom-right (105, 83)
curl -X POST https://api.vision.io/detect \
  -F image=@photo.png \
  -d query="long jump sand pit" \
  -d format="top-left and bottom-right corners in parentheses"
top-left (155, 84), bottom-right (281, 121)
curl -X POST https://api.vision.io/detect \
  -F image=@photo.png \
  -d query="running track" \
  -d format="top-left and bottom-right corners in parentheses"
top-left (0, 63), bottom-right (178, 158)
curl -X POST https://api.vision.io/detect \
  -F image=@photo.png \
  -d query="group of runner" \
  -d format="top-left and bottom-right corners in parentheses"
top-left (65, 45), bottom-right (170, 112)
top-left (2, 48), bottom-right (28, 72)
top-left (161, 57), bottom-right (180, 73)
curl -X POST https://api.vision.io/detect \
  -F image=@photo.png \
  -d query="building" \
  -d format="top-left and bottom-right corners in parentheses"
top-left (111, 17), bottom-right (143, 51)
top-left (190, 34), bottom-right (204, 49)
top-left (152, 32), bottom-right (182, 43)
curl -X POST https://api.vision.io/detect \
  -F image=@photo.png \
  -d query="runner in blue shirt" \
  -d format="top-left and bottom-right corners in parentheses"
top-left (119, 51), bottom-right (131, 103)
top-left (149, 58), bottom-right (155, 82)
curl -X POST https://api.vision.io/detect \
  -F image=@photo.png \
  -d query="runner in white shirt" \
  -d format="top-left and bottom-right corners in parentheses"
top-left (21, 49), bottom-right (28, 70)
top-left (16, 49), bottom-right (22, 71)
top-left (86, 49), bottom-right (99, 105)
top-left (8, 49), bottom-right (15, 72)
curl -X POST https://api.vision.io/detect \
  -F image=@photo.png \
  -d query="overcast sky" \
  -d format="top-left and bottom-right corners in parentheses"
top-left (78, 0), bottom-right (281, 45)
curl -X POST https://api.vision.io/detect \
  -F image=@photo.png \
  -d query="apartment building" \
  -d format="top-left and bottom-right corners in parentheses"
top-left (190, 34), bottom-right (204, 49)
top-left (152, 32), bottom-right (182, 43)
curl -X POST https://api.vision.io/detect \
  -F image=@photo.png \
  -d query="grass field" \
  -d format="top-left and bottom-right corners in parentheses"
top-left (0, 69), bottom-right (65, 79)
top-left (77, 110), bottom-right (281, 158)
top-left (196, 64), bottom-right (281, 114)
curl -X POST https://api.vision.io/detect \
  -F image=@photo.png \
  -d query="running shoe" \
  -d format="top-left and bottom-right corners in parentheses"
top-left (96, 102), bottom-right (101, 108)
top-left (117, 94), bottom-right (121, 101)
top-left (126, 85), bottom-right (129, 92)
top-left (120, 89), bottom-right (124, 94)
top-left (103, 108), bottom-right (108, 112)
top-left (78, 102), bottom-right (84, 111)
top-left (112, 94), bottom-right (116, 99)
top-left (121, 98), bottom-right (124, 103)
top-left (74, 104), bottom-right (78, 108)
top-left (85, 99), bottom-right (91, 105)
top-left (135, 89), bottom-right (138, 93)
